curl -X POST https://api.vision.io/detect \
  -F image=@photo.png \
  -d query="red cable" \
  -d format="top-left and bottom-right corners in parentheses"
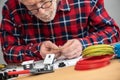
top-left (77, 55), bottom-right (113, 65)
top-left (75, 55), bottom-right (113, 70)
top-left (75, 61), bottom-right (110, 70)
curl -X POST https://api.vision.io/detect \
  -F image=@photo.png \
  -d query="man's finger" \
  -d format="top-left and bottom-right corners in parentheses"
top-left (63, 46), bottom-right (82, 58)
top-left (60, 40), bottom-right (74, 49)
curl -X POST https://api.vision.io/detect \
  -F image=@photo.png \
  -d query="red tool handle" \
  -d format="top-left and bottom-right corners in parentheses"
top-left (8, 70), bottom-right (30, 75)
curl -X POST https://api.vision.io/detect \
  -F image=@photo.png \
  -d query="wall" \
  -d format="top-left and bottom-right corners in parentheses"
top-left (0, 0), bottom-right (6, 64)
top-left (0, 0), bottom-right (6, 21)
top-left (105, 0), bottom-right (120, 26)
top-left (0, 0), bottom-right (120, 64)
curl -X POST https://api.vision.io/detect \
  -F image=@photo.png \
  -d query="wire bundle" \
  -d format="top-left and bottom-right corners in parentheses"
top-left (114, 43), bottom-right (120, 58)
top-left (75, 55), bottom-right (113, 70)
top-left (75, 44), bottom-right (115, 70)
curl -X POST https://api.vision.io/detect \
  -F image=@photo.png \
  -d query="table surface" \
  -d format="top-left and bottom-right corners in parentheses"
top-left (16, 59), bottom-right (120, 80)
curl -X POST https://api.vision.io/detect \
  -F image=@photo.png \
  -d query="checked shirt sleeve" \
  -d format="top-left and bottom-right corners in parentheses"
top-left (79, 0), bottom-right (120, 49)
top-left (0, 5), bottom-right (42, 64)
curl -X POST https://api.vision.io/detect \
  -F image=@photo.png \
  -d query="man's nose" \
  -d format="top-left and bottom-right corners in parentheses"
top-left (36, 3), bottom-right (45, 14)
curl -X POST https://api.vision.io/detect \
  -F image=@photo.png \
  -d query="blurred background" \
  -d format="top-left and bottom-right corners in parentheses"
top-left (0, 0), bottom-right (120, 64)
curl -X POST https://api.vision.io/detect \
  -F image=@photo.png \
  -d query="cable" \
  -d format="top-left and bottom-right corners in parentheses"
top-left (75, 55), bottom-right (113, 70)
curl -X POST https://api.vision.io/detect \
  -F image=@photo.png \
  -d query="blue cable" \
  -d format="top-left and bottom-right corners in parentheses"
top-left (114, 43), bottom-right (120, 58)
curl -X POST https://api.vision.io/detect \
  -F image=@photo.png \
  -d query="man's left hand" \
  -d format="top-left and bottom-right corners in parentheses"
top-left (59, 39), bottom-right (82, 59)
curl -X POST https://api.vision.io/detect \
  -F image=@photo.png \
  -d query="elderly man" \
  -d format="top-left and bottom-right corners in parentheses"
top-left (0, 0), bottom-right (120, 64)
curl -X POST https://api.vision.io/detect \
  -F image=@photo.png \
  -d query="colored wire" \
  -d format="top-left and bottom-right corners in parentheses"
top-left (75, 55), bottom-right (113, 70)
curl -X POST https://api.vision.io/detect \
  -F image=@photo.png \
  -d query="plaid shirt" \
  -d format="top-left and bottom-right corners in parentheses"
top-left (1, 0), bottom-right (120, 64)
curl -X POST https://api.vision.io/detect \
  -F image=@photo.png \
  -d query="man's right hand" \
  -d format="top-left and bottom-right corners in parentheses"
top-left (40, 41), bottom-right (60, 59)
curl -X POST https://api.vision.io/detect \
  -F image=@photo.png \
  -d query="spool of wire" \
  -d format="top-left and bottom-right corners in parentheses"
top-left (75, 55), bottom-right (113, 70)
top-left (114, 43), bottom-right (120, 58)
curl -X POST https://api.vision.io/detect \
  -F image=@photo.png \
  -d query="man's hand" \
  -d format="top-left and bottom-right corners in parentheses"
top-left (40, 41), bottom-right (60, 59)
top-left (60, 39), bottom-right (82, 59)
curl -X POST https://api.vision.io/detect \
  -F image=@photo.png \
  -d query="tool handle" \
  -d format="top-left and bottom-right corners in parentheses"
top-left (8, 70), bottom-right (30, 75)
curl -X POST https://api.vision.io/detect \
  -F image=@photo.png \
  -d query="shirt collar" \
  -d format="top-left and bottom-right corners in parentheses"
top-left (57, 0), bottom-right (70, 11)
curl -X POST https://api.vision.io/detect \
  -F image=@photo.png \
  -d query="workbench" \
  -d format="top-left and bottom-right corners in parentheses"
top-left (16, 59), bottom-right (120, 80)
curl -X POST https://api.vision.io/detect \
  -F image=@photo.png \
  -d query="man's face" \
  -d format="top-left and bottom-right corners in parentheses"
top-left (20, 0), bottom-right (57, 22)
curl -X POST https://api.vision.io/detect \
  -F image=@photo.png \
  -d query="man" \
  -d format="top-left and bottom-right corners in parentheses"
top-left (0, 0), bottom-right (120, 64)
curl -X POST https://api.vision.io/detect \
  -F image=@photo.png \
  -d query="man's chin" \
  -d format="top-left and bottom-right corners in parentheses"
top-left (41, 18), bottom-right (53, 22)
top-left (36, 16), bottom-right (55, 22)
